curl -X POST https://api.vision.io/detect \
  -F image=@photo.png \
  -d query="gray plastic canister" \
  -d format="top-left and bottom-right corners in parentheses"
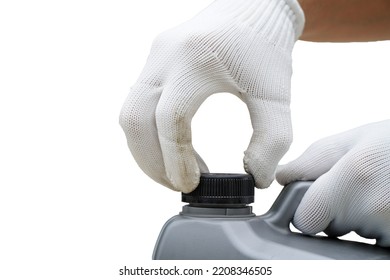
top-left (153, 173), bottom-right (390, 260)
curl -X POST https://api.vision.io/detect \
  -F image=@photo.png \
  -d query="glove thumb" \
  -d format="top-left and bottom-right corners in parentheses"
top-left (244, 97), bottom-right (293, 188)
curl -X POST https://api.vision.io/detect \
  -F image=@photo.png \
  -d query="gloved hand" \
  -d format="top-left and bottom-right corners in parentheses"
top-left (276, 120), bottom-right (390, 246)
top-left (120, 0), bottom-right (305, 193)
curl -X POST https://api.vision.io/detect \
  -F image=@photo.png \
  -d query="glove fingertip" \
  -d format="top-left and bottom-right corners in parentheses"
top-left (244, 158), bottom-right (274, 189)
top-left (275, 160), bottom-right (319, 186)
top-left (166, 167), bottom-right (201, 194)
top-left (275, 164), bottom-right (293, 186)
top-left (293, 180), bottom-right (334, 235)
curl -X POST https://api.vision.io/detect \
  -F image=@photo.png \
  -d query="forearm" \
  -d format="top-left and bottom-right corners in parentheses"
top-left (298, 0), bottom-right (390, 42)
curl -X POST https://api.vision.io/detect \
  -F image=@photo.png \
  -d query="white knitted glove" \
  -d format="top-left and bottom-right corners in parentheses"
top-left (276, 120), bottom-right (390, 246)
top-left (120, 0), bottom-right (305, 193)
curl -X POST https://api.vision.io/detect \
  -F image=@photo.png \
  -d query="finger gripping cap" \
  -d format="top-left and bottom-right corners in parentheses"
top-left (182, 173), bottom-right (255, 205)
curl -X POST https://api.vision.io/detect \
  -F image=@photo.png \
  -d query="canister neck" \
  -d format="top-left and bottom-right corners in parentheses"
top-left (180, 173), bottom-right (255, 217)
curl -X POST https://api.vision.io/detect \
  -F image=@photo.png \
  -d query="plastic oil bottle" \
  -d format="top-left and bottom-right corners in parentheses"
top-left (153, 173), bottom-right (390, 259)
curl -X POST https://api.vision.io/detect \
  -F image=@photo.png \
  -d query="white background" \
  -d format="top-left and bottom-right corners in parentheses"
top-left (1, 0), bottom-right (389, 279)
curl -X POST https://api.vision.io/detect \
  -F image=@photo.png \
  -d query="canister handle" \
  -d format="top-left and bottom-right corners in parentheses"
top-left (263, 181), bottom-right (312, 230)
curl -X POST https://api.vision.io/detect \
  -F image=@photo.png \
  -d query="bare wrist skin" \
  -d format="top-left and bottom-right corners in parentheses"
top-left (298, 0), bottom-right (390, 42)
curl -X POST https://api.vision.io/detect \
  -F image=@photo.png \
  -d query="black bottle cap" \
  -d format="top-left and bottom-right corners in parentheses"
top-left (182, 173), bottom-right (255, 206)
